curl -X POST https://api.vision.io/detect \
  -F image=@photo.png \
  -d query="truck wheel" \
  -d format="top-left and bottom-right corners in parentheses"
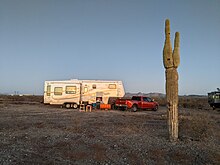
top-left (65, 103), bottom-right (71, 109)
top-left (112, 104), bottom-right (116, 110)
top-left (73, 103), bottom-right (78, 109)
top-left (153, 105), bottom-right (158, 111)
top-left (132, 105), bottom-right (137, 112)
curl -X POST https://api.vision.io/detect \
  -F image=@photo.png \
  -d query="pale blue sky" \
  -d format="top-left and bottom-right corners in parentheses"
top-left (0, 0), bottom-right (220, 95)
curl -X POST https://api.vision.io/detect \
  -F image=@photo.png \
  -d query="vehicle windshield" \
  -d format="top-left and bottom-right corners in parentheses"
top-left (143, 97), bottom-right (152, 102)
top-left (132, 96), bottom-right (141, 101)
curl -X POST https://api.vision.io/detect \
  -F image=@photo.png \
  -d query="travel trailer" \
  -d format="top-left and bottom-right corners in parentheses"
top-left (44, 79), bottom-right (125, 108)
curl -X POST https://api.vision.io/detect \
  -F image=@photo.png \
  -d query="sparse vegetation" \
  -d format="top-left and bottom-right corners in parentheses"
top-left (179, 112), bottom-right (215, 141)
top-left (152, 96), bottom-right (209, 110)
top-left (0, 95), bottom-right (219, 164)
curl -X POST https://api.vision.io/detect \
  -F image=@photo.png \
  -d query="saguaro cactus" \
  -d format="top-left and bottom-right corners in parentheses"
top-left (163, 19), bottom-right (180, 142)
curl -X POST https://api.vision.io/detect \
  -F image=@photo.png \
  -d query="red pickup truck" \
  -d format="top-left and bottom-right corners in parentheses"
top-left (115, 96), bottom-right (159, 112)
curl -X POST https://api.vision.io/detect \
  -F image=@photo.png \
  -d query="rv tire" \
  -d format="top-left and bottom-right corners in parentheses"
top-left (73, 103), bottom-right (78, 109)
top-left (65, 103), bottom-right (71, 109)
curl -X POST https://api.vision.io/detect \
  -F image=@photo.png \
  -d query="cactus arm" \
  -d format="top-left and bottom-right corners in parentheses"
top-left (163, 19), bottom-right (173, 69)
top-left (173, 32), bottom-right (180, 68)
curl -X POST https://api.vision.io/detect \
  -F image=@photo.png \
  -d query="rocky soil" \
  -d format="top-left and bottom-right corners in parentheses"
top-left (0, 96), bottom-right (219, 164)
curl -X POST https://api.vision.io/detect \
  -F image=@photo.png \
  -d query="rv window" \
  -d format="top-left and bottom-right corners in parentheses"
top-left (84, 87), bottom-right (88, 93)
top-left (143, 97), bottom-right (148, 102)
top-left (66, 86), bottom-right (76, 94)
top-left (92, 84), bottom-right (96, 89)
top-left (54, 87), bottom-right (63, 95)
top-left (108, 84), bottom-right (116, 89)
top-left (46, 85), bottom-right (51, 96)
top-left (215, 95), bottom-right (220, 99)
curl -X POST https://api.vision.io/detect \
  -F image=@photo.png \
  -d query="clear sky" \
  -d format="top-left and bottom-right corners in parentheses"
top-left (0, 0), bottom-right (220, 95)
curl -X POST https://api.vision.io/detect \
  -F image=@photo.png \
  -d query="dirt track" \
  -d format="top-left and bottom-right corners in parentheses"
top-left (0, 97), bottom-right (220, 164)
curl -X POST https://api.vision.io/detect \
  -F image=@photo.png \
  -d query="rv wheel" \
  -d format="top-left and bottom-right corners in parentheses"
top-left (65, 103), bottom-right (71, 109)
top-left (73, 103), bottom-right (78, 109)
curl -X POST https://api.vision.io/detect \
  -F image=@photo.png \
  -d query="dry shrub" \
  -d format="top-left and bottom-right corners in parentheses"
top-left (0, 104), bottom-right (6, 108)
top-left (179, 96), bottom-right (209, 110)
top-left (179, 112), bottom-right (214, 141)
top-left (166, 150), bottom-right (190, 164)
top-left (153, 96), bottom-right (209, 110)
top-left (148, 148), bottom-right (166, 162)
top-left (65, 118), bottom-right (83, 133)
top-left (64, 151), bottom-right (89, 160)
top-left (127, 152), bottom-right (145, 165)
top-left (89, 143), bottom-right (107, 161)
top-left (151, 97), bottom-right (166, 106)
top-left (117, 124), bottom-right (139, 134)
top-left (34, 122), bottom-right (45, 128)
top-left (0, 95), bottom-right (43, 105)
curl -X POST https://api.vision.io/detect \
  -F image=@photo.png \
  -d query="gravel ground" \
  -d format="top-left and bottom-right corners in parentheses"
top-left (0, 97), bottom-right (220, 164)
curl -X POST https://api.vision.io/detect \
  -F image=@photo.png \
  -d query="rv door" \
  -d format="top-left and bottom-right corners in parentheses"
top-left (44, 84), bottom-right (51, 104)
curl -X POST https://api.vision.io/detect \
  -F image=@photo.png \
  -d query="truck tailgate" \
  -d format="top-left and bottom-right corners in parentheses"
top-left (116, 99), bottom-right (127, 105)
top-left (115, 98), bottom-right (131, 108)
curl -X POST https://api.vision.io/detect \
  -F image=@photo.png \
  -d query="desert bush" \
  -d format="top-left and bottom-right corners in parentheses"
top-left (151, 97), bottom-right (166, 106)
top-left (155, 95), bottom-right (209, 110)
top-left (0, 95), bottom-right (43, 104)
top-left (179, 96), bottom-right (209, 110)
top-left (179, 112), bottom-right (214, 141)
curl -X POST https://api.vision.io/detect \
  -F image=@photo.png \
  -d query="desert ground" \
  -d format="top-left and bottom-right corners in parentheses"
top-left (0, 95), bottom-right (220, 164)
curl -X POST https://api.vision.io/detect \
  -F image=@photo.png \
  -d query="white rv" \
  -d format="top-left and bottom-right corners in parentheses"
top-left (44, 79), bottom-right (125, 108)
